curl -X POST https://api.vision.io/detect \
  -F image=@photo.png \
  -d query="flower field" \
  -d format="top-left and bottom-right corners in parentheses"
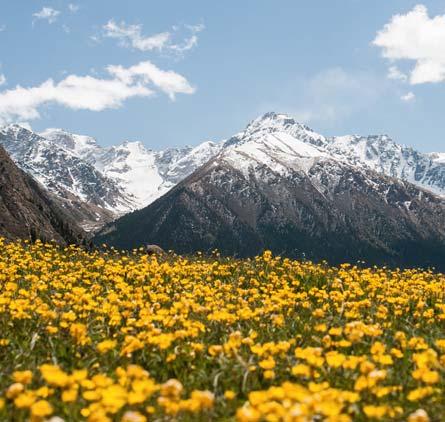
top-left (0, 239), bottom-right (444, 421)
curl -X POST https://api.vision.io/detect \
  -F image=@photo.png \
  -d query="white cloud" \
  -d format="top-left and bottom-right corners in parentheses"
top-left (107, 62), bottom-right (194, 99)
top-left (374, 4), bottom-right (445, 84)
top-left (33, 7), bottom-right (60, 24)
top-left (103, 20), bottom-right (170, 51)
top-left (401, 92), bottom-right (415, 102)
top-left (102, 20), bottom-right (204, 55)
top-left (0, 74), bottom-right (5, 86)
top-left (0, 61), bottom-right (195, 125)
top-left (0, 25), bottom-right (5, 32)
top-left (387, 66), bottom-right (408, 82)
top-left (68, 4), bottom-right (79, 13)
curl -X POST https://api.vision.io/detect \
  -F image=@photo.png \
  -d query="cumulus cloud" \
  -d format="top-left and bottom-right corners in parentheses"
top-left (33, 7), bottom-right (60, 24)
top-left (0, 74), bottom-right (5, 86)
top-left (401, 92), bottom-right (415, 102)
top-left (0, 61), bottom-right (195, 125)
top-left (107, 61), bottom-right (194, 99)
top-left (374, 4), bottom-right (445, 84)
top-left (102, 20), bottom-right (204, 55)
top-left (387, 66), bottom-right (408, 82)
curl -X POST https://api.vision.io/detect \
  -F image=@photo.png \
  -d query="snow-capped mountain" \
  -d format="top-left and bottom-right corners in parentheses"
top-left (224, 112), bottom-right (445, 197)
top-left (0, 125), bottom-right (223, 230)
top-left (93, 140), bottom-right (222, 207)
top-left (40, 128), bottom-right (102, 160)
top-left (38, 128), bottom-right (223, 208)
top-left (96, 112), bottom-right (445, 269)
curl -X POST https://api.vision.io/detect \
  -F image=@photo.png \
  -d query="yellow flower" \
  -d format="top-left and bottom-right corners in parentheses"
top-left (435, 339), bottom-right (445, 351)
top-left (224, 390), bottom-right (236, 400)
top-left (97, 339), bottom-right (117, 354)
top-left (14, 391), bottom-right (36, 408)
top-left (39, 364), bottom-right (69, 388)
top-left (363, 405), bottom-right (388, 418)
top-left (120, 336), bottom-right (144, 356)
top-left (101, 384), bottom-right (128, 413)
top-left (328, 327), bottom-right (343, 336)
top-left (325, 351), bottom-right (346, 368)
top-left (35, 386), bottom-right (52, 398)
top-left (69, 323), bottom-right (91, 346)
top-left (258, 357), bottom-right (275, 370)
top-left (291, 364), bottom-right (311, 377)
top-left (408, 387), bottom-right (434, 401)
top-left (263, 370), bottom-right (275, 379)
top-left (12, 370), bottom-right (33, 385)
top-left (30, 400), bottom-right (53, 418)
top-left (421, 370), bottom-right (440, 384)
top-left (61, 388), bottom-right (78, 402)
top-left (208, 345), bottom-right (223, 356)
top-left (46, 326), bottom-right (58, 334)
top-left (315, 323), bottom-right (327, 332)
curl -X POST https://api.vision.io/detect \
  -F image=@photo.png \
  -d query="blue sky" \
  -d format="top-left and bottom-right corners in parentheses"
top-left (1, 1), bottom-right (445, 152)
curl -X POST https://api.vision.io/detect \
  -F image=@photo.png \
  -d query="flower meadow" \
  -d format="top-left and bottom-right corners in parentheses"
top-left (0, 239), bottom-right (445, 421)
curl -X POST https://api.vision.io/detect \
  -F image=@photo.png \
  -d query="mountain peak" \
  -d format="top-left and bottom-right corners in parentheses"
top-left (244, 112), bottom-right (324, 143)
top-left (248, 112), bottom-right (296, 129)
top-left (39, 128), bottom-right (100, 157)
top-left (121, 140), bottom-right (146, 149)
top-left (1, 123), bottom-right (33, 137)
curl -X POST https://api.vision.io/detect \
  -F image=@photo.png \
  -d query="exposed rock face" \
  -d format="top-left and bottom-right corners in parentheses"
top-left (95, 116), bottom-right (445, 270)
top-left (0, 146), bottom-right (85, 244)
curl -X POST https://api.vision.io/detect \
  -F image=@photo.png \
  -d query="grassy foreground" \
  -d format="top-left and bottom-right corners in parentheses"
top-left (0, 239), bottom-right (444, 421)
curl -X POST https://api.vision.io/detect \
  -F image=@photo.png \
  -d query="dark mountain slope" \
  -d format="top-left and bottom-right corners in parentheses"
top-left (95, 152), bottom-right (445, 270)
top-left (0, 146), bottom-right (85, 244)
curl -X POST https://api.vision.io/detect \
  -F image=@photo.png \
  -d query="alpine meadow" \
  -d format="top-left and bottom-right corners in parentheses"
top-left (1, 240), bottom-right (445, 421)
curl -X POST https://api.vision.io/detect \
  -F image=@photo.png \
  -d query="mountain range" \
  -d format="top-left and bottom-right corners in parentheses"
top-left (2, 112), bottom-right (445, 268)
top-left (0, 125), bottom-right (220, 230)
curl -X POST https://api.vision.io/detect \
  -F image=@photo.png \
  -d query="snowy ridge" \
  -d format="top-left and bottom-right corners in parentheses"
top-left (219, 112), bottom-right (445, 198)
top-left (41, 129), bottom-right (224, 208)
top-left (430, 152), bottom-right (445, 164)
